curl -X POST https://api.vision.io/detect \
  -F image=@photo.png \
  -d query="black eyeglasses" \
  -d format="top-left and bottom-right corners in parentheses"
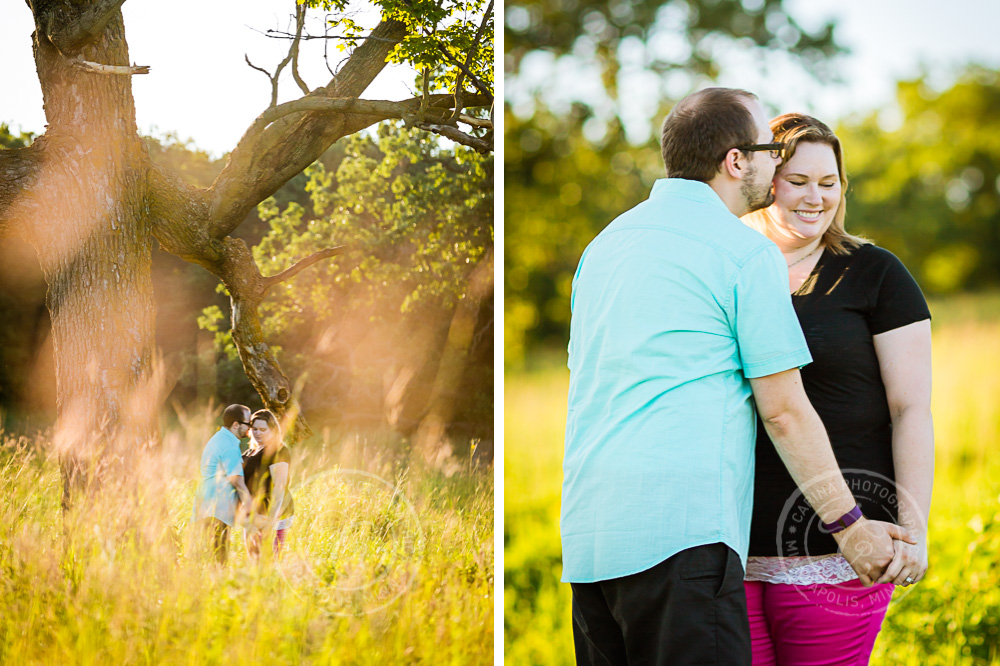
top-left (238, 420), bottom-right (252, 427)
top-left (734, 142), bottom-right (785, 159)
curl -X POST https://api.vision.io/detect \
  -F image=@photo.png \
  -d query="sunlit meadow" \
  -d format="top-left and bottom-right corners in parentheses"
top-left (0, 406), bottom-right (493, 665)
top-left (505, 293), bottom-right (1000, 665)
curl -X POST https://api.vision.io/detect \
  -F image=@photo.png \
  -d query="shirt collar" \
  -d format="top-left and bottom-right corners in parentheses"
top-left (218, 427), bottom-right (240, 445)
top-left (649, 178), bottom-right (731, 215)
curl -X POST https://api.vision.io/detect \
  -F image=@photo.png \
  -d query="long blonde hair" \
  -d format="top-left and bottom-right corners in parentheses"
top-left (743, 113), bottom-right (868, 255)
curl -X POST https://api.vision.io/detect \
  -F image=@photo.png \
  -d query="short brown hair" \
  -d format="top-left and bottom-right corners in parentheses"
top-left (743, 113), bottom-right (868, 255)
top-left (660, 88), bottom-right (759, 181)
top-left (222, 404), bottom-right (249, 429)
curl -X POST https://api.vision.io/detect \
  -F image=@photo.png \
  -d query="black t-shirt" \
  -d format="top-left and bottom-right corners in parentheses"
top-left (748, 243), bottom-right (930, 557)
top-left (243, 445), bottom-right (294, 517)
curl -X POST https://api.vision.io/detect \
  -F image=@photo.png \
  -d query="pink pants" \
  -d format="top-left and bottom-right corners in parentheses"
top-left (744, 580), bottom-right (894, 666)
top-left (273, 528), bottom-right (287, 555)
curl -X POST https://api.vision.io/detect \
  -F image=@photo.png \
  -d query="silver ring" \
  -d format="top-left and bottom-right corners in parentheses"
top-left (904, 576), bottom-right (915, 584)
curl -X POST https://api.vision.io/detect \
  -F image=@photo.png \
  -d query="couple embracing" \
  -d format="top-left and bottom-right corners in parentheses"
top-left (562, 88), bottom-right (933, 665)
top-left (193, 404), bottom-right (296, 564)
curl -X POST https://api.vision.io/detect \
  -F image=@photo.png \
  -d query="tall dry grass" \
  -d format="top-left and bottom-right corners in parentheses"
top-left (0, 405), bottom-right (493, 665)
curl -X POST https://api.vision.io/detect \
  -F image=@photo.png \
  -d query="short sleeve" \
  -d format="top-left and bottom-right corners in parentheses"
top-left (222, 443), bottom-right (244, 478)
top-left (866, 247), bottom-right (931, 335)
top-left (732, 244), bottom-right (813, 378)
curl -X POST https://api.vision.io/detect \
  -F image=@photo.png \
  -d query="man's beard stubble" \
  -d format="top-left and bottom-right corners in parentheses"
top-left (741, 161), bottom-right (775, 213)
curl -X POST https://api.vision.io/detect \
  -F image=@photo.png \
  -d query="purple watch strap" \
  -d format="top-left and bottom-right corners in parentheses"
top-left (819, 504), bottom-right (864, 534)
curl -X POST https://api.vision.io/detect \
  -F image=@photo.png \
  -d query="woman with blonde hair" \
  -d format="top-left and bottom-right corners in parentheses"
top-left (742, 113), bottom-right (934, 665)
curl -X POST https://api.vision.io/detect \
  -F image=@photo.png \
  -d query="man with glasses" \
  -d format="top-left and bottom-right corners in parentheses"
top-left (562, 88), bottom-right (910, 665)
top-left (193, 403), bottom-right (254, 564)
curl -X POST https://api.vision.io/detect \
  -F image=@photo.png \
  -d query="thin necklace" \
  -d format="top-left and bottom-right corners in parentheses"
top-left (787, 245), bottom-right (822, 269)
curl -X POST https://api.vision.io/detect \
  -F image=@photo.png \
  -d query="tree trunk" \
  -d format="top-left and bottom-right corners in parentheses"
top-left (26, 8), bottom-right (158, 503)
top-left (413, 248), bottom-right (494, 466)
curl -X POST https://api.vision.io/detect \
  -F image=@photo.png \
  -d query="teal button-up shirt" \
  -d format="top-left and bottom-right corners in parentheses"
top-left (561, 178), bottom-right (812, 583)
top-left (192, 427), bottom-right (244, 526)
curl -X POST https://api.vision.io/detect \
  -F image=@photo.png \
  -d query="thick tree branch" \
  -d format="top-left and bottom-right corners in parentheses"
top-left (459, 114), bottom-right (492, 129)
top-left (261, 246), bottom-right (345, 292)
top-left (242, 93), bottom-right (491, 142)
top-left (147, 164), bottom-right (223, 269)
top-left (205, 17), bottom-right (407, 238)
top-left (40, 0), bottom-right (128, 56)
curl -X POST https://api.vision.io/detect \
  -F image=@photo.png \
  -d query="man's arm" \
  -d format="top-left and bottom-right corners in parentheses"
top-left (749, 368), bottom-right (913, 585)
top-left (229, 474), bottom-right (253, 525)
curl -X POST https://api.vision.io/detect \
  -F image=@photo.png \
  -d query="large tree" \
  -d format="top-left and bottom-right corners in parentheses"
top-left (0, 0), bottom-right (493, 496)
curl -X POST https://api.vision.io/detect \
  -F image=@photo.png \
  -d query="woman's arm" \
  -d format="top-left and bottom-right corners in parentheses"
top-left (872, 319), bottom-right (934, 584)
top-left (267, 461), bottom-right (289, 526)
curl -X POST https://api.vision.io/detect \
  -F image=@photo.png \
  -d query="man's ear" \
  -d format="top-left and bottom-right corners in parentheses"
top-left (721, 149), bottom-right (744, 179)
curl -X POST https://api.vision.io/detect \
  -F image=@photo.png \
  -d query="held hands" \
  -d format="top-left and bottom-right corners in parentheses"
top-left (876, 533), bottom-right (929, 587)
top-left (833, 517), bottom-right (917, 586)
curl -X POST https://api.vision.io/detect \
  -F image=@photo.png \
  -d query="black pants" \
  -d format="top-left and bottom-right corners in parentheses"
top-left (571, 543), bottom-right (750, 666)
top-left (201, 517), bottom-right (230, 564)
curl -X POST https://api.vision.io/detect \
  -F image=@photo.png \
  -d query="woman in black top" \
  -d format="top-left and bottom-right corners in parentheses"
top-left (243, 408), bottom-right (295, 557)
top-left (741, 114), bottom-right (933, 665)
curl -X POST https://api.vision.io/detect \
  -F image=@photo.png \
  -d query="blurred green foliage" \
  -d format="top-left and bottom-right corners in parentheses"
top-left (504, 0), bottom-right (844, 366)
top-left (842, 67), bottom-right (1000, 294)
top-left (505, 67), bottom-right (1000, 365)
top-left (0, 123), bottom-right (34, 148)
top-left (506, 0), bottom-right (839, 102)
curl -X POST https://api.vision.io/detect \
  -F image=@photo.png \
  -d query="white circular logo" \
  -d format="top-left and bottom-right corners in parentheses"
top-left (277, 468), bottom-right (426, 616)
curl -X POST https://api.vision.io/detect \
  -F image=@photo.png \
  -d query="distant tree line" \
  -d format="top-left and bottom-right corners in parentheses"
top-left (504, 67), bottom-right (1000, 365)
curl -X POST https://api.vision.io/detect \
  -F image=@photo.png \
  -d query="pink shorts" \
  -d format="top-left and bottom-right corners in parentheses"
top-left (744, 580), bottom-right (894, 666)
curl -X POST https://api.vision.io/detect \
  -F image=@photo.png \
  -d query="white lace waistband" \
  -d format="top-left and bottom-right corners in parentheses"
top-left (744, 554), bottom-right (858, 585)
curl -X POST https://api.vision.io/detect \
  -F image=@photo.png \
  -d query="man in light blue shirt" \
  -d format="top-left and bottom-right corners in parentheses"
top-left (193, 403), bottom-right (253, 563)
top-left (563, 88), bottom-right (908, 665)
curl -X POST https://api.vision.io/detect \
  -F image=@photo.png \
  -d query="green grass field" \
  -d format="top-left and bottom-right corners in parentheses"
top-left (0, 410), bottom-right (493, 665)
top-left (505, 294), bottom-right (1000, 665)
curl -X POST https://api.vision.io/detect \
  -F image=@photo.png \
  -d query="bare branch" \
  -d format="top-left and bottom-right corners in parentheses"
top-left (42, 0), bottom-right (128, 55)
top-left (264, 30), bottom-right (400, 43)
top-left (70, 58), bottom-right (150, 75)
top-left (207, 18), bottom-right (410, 238)
top-left (447, 0), bottom-right (494, 120)
top-left (245, 55), bottom-right (272, 78)
top-left (435, 42), bottom-right (492, 100)
top-left (413, 121), bottom-right (492, 153)
top-left (322, 16), bottom-right (338, 78)
top-left (245, 55), bottom-right (281, 108)
top-left (246, 13), bottom-right (300, 109)
top-left (262, 246), bottom-right (346, 292)
top-left (290, 4), bottom-right (311, 96)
